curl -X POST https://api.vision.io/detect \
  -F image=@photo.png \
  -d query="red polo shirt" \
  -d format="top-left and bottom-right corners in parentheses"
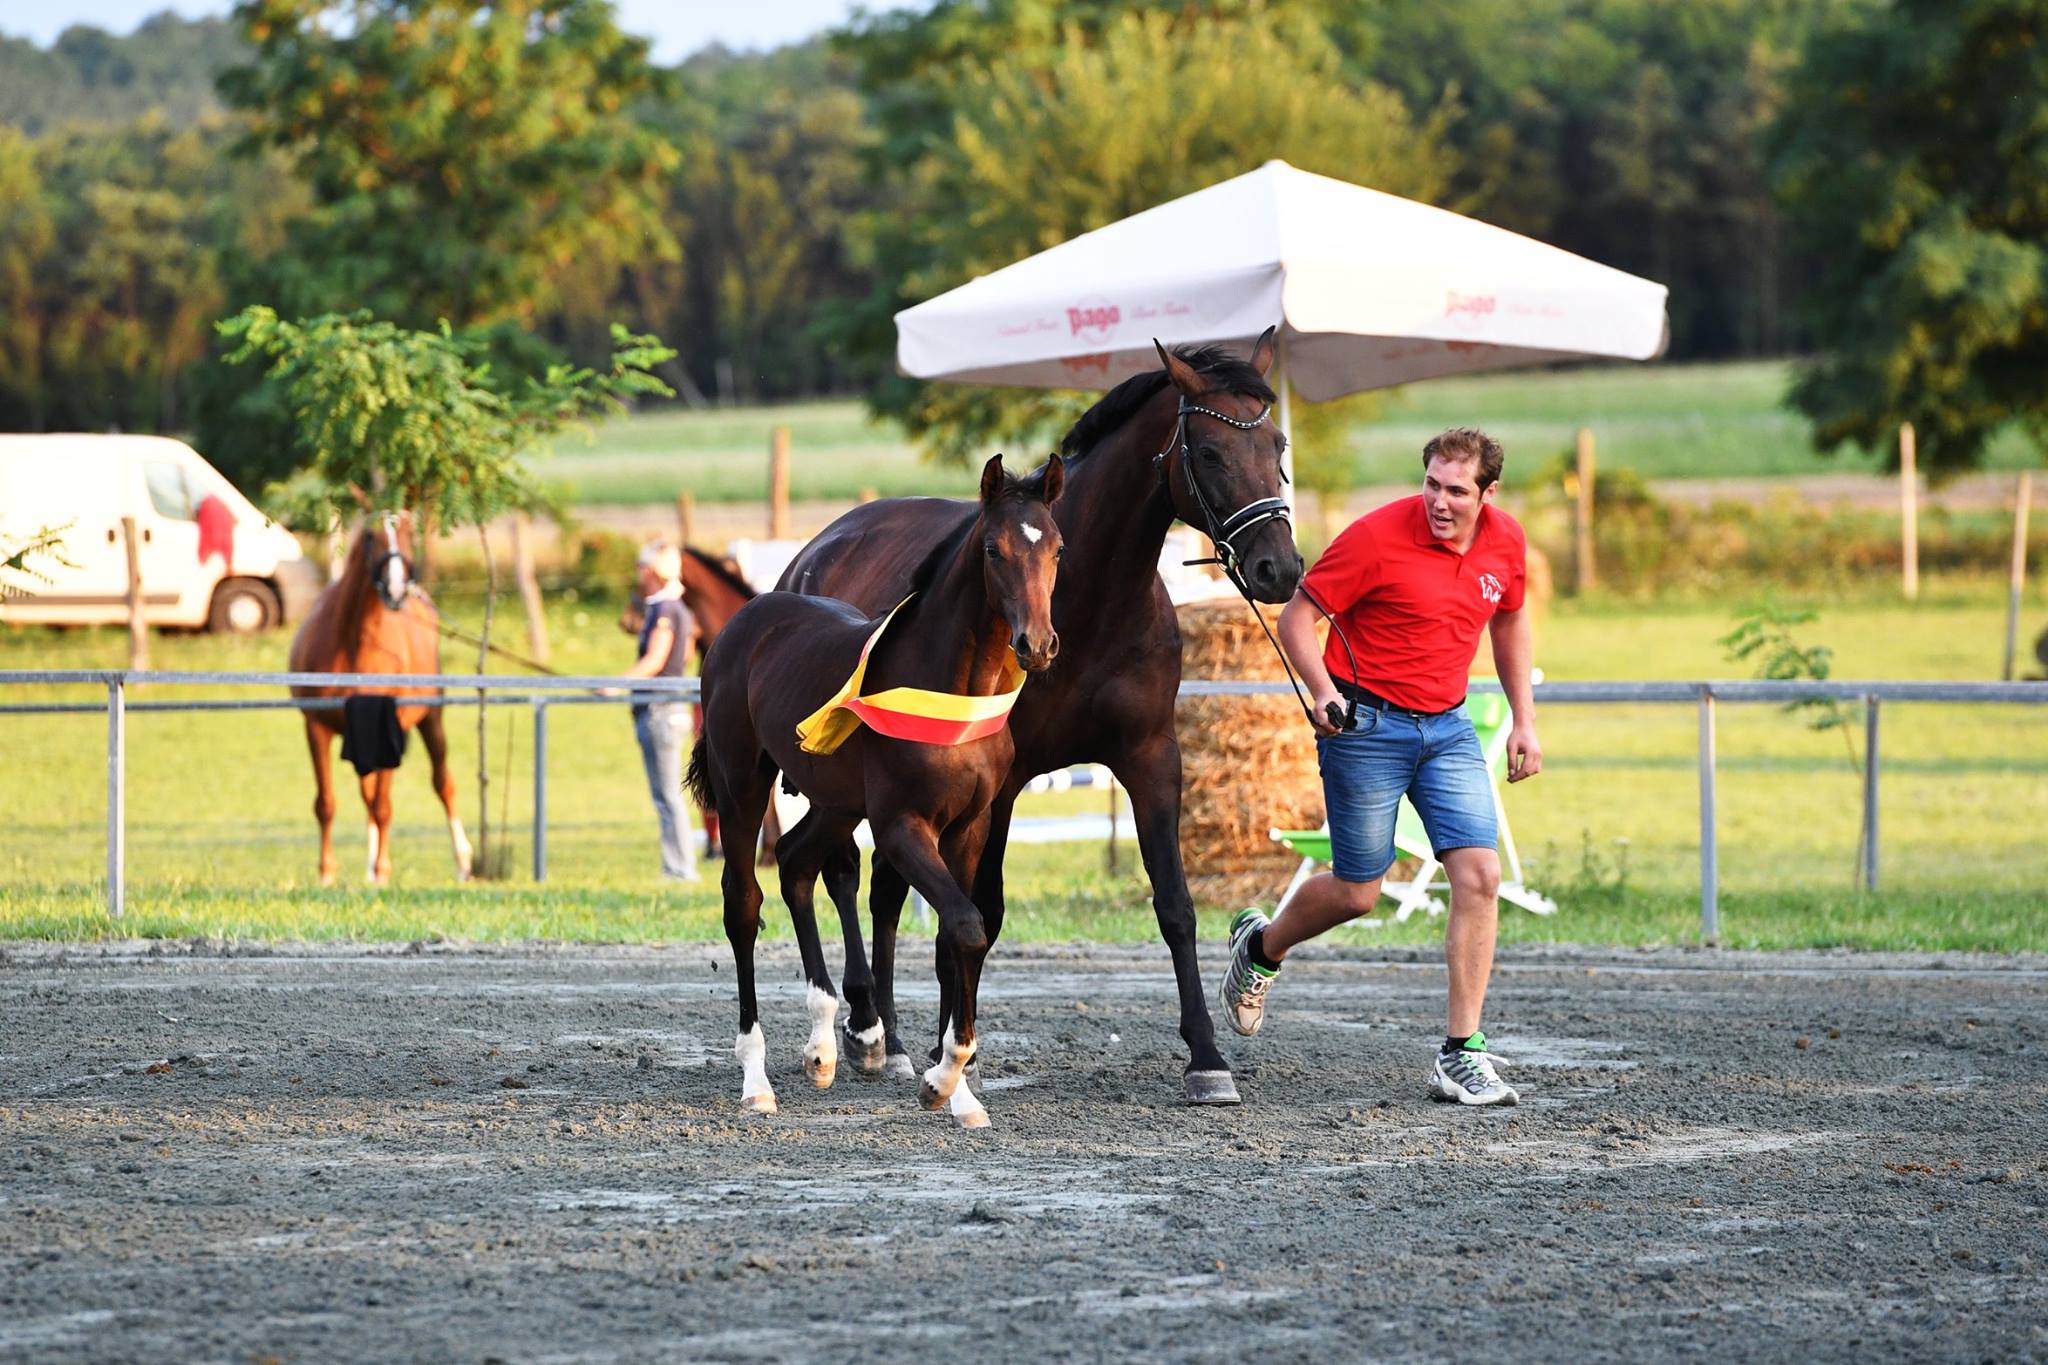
top-left (1300, 494), bottom-right (1526, 713)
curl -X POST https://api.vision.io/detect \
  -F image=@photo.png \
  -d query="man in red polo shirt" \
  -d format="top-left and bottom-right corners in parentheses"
top-left (1217, 427), bottom-right (1541, 1105)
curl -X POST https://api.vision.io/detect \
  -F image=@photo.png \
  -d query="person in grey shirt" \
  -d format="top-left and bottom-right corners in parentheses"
top-left (620, 541), bottom-right (700, 881)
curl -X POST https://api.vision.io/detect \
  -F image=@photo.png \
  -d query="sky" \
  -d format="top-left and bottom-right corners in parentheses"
top-left (2, 0), bottom-right (922, 62)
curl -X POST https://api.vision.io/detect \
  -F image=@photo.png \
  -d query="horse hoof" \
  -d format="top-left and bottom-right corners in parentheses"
top-left (917, 1077), bottom-right (953, 1111)
top-left (952, 1103), bottom-right (990, 1130)
top-left (844, 1025), bottom-right (886, 1074)
top-left (806, 1054), bottom-right (837, 1090)
top-left (883, 1053), bottom-right (917, 1082)
top-left (1183, 1070), bottom-right (1242, 1106)
top-left (741, 1091), bottom-right (778, 1115)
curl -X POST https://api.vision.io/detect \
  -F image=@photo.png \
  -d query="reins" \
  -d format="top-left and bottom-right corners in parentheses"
top-left (1158, 399), bottom-right (1362, 734)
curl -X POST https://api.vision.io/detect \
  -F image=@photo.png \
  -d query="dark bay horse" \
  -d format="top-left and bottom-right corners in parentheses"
top-left (288, 512), bottom-right (469, 886)
top-left (778, 331), bottom-right (1301, 1103)
top-left (686, 455), bottom-right (1063, 1128)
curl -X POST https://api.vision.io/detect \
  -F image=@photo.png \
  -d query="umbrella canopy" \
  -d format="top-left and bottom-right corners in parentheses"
top-left (895, 160), bottom-right (1668, 400)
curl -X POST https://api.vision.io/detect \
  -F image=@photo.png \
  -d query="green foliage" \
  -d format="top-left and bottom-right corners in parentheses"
top-left (1770, 0), bottom-right (2048, 474)
top-left (218, 306), bottom-right (673, 532)
top-left (0, 15), bottom-right (243, 134)
top-left (835, 6), bottom-right (1454, 463)
top-left (1719, 605), bottom-right (1859, 757)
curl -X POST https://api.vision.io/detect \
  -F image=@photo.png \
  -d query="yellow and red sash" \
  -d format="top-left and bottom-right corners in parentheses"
top-left (795, 596), bottom-right (1026, 756)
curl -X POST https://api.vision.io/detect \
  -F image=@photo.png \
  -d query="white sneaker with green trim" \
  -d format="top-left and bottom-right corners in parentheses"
top-left (1429, 1031), bottom-right (1518, 1106)
top-left (1218, 908), bottom-right (1279, 1037)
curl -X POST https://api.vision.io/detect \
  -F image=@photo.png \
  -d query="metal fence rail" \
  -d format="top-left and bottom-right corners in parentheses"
top-left (2, 669), bottom-right (2041, 937)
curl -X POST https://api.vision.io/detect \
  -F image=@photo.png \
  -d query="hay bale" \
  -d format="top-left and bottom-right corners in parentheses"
top-left (1175, 598), bottom-right (1324, 898)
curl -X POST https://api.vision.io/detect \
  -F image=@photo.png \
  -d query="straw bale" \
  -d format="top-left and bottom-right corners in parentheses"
top-left (1175, 598), bottom-right (1323, 896)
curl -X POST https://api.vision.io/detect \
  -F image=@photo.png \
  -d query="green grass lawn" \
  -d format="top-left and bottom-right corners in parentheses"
top-left (2, 580), bottom-right (2043, 951)
top-left (542, 360), bottom-right (2042, 505)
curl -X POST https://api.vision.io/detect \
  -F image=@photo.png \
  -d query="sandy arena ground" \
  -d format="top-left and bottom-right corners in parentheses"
top-left (2, 940), bottom-right (2044, 1363)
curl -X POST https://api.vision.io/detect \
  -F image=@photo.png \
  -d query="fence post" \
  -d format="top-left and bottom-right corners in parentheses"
top-left (532, 700), bottom-right (548, 884)
top-left (106, 677), bottom-right (125, 920)
top-left (1574, 428), bottom-right (1596, 593)
top-left (1899, 423), bottom-right (1919, 601)
top-left (121, 517), bottom-right (148, 672)
top-left (2003, 470), bottom-right (2032, 681)
top-left (1861, 696), bottom-right (1880, 892)
top-left (1697, 687), bottom-right (1717, 945)
top-left (769, 425), bottom-right (792, 539)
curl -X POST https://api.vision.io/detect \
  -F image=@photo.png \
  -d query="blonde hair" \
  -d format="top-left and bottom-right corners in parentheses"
top-left (638, 540), bottom-right (683, 583)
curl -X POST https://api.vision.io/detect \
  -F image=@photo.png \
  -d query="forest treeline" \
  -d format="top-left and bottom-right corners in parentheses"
top-left (3, 0), bottom-right (2027, 484)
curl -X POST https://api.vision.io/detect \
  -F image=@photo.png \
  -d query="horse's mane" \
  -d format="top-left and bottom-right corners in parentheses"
top-left (906, 465), bottom-right (1040, 597)
top-left (333, 529), bottom-right (374, 668)
top-left (681, 545), bottom-right (756, 600)
top-left (1059, 343), bottom-right (1277, 459)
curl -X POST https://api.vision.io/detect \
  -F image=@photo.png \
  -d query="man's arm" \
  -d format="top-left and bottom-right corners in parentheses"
top-left (1488, 606), bottom-right (1542, 781)
top-left (1278, 589), bottom-right (1346, 737)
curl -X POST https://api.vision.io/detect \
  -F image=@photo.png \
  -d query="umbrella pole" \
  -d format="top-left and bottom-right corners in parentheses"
top-left (1275, 333), bottom-right (1296, 525)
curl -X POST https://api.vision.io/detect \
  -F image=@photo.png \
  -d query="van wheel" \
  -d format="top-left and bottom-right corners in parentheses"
top-left (208, 578), bottom-right (282, 634)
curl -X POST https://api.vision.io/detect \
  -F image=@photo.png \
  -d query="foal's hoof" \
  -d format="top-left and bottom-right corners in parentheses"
top-left (844, 1023), bottom-right (887, 1074)
top-left (1183, 1069), bottom-right (1242, 1106)
top-left (917, 1071), bottom-right (957, 1111)
top-left (882, 1052), bottom-right (917, 1082)
top-left (805, 1051), bottom-right (838, 1090)
top-left (741, 1090), bottom-right (779, 1115)
top-left (952, 1101), bottom-right (990, 1130)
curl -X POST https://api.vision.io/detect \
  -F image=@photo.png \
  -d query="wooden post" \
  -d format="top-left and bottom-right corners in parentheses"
top-left (510, 513), bottom-right (550, 667)
top-left (120, 516), bottom-right (148, 672)
top-left (769, 425), bottom-right (791, 539)
top-left (675, 490), bottom-right (696, 548)
top-left (1574, 427), bottom-right (1596, 593)
top-left (858, 487), bottom-right (879, 505)
top-left (326, 516), bottom-right (346, 584)
top-left (1899, 423), bottom-right (1919, 601)
top-left (2004, 470), bottom-right (2032, 681)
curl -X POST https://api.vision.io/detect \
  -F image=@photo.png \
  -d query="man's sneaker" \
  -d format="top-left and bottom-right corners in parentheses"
top-left (1428, 1031), bottom-right (1518, 1106)
top-left (1218, 908), bottom-right (1279, 1037)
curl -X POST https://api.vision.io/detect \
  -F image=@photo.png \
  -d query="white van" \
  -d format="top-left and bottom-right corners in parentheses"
top-left (0, 434), bottom-right (317, 632)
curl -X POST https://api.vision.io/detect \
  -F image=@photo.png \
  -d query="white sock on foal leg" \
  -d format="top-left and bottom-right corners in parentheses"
top-left (920, 1030), bottom-right (974, 1109)
top-left (948, 1074), bottom-right (990, 1129)
top-left (803, 984), bottom-right (839, 1089)
top-left (448, 816), bottom-right (473, 881)
top-left (735, 1023), bottom-right (776, 1114)
top-left (364, 822), bottom-right (380, 884)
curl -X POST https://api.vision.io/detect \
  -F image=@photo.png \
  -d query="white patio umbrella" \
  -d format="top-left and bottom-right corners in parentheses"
top-left (895, 159), bottom-right (1670, 481)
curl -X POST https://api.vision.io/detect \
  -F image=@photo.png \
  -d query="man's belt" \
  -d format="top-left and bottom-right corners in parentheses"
top-left (1334, 678), bottom-right (1465, 720)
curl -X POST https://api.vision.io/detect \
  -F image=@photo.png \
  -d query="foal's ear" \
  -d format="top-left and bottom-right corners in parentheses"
top-left (980, 453), bottom-right (1006, 508)
top-left (1154, 339), bottom-right (1202, 395)
top-left (1250, 324), bottom-right (1278, 378)
top-left (1039, 452), bottom-right (1065, 506)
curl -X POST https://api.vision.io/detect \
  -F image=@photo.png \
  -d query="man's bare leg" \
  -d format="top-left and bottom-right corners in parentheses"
top-left (1261, 872), bottom-right (1381, 958)
top-left (1440, 847), bottom-right (1502, 1037)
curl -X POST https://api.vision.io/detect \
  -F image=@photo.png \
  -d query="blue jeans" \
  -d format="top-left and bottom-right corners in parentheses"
top-left (1316, 704), bottom-right (1497, 883)
top-left (633, 703), bottom-right (696, 880)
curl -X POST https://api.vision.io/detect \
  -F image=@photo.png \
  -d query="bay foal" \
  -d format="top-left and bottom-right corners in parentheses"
top-left (687, 455), bottom-right (1063, 1127)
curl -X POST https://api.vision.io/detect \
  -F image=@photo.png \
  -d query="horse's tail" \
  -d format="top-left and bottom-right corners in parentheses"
top-left (684, 733), bottom-right (716, 812)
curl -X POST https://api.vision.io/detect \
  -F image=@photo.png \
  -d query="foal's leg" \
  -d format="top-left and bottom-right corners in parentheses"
top-left (717, 751), bottom-right (779, 1114)
top-left (305, 717), bottom-right (339, 887)
top-left (866, 854), bottom-right (916, 1079)
top-left (873, 817), bottom-right (991, 1129)
top-left (417, 706), bottom-right (472, 881)
top-left (936, 814), bottom-right (996, 1128)
top-left (1114, 734), bottom-right (1239, 1105)
top-left (773, 813), bottom-right (845, 1090)
top-left (821, 840), bottom-right (885, 1074)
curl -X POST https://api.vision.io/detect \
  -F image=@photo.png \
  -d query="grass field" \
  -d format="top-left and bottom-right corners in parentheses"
top-left (540, 360), bottom-right (2042, 505)
top-left (2, 580), bottom-right (2043, 951)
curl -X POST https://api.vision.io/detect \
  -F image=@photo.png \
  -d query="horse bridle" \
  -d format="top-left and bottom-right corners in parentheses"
top-left (371, 511), bottom-right (413, 610)
top-left (1155, 397), bottom-right (1363, 734)
top-left (1153, 400), bottom-right (1292, 587)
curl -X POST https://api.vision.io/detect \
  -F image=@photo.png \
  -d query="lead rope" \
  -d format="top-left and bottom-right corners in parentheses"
top-left (1165, 402), bottom-right (1362, 733)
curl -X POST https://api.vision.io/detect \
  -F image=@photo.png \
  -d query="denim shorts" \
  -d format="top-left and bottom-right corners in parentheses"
top-left (1316, 703), bottom-right (1498, 882)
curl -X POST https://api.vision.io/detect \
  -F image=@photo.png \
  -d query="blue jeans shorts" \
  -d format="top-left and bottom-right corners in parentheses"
top-left (1316, 703), bottom-right (1498, 883)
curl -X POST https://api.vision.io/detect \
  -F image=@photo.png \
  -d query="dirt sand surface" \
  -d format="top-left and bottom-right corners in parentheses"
top-left (3, 941), bottom-right (2044, 1363)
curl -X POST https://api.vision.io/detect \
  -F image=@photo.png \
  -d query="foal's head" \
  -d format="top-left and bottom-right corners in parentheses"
top-left (358, 510), bottom-right (417, 612)
top-left (975, 452), bottom-right (1065, 672)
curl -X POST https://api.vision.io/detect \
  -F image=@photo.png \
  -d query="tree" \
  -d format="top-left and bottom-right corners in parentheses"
top-left (835, 7), bottom-right (1453, 462)
top-left (1770, 0), bottom-right (2047, 474)
top-left (221, 305), bottom-right (674, 874)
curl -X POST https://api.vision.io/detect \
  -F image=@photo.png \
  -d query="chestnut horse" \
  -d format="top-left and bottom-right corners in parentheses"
top-left (779, 333), bottom-right (1301, 1104)
top-left (687, 455), bottom-right (1063, 1128)
top-left (288, 512), bottom-right (470, 886)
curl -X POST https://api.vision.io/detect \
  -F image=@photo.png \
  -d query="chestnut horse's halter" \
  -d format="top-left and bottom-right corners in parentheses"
top-left (1156, 399), bottom-right (1363, 734)
top-left (369, 511), bottom-right (414, 611)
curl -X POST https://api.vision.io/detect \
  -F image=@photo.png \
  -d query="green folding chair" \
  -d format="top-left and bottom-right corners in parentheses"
top-left (1268, 690), bottom-right (1557, 924)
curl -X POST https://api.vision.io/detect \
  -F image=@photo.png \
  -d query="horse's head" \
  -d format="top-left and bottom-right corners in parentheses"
top-left (1154, 326), bottom-right (1304, 604)
top-left (363, 511), bottom-right (416, 612)
top-left (976, 452), bottom-right (1065, 673)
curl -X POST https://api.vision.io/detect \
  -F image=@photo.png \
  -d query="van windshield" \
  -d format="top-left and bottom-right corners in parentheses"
top-left (144, 461), bottom-right (196, 520)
